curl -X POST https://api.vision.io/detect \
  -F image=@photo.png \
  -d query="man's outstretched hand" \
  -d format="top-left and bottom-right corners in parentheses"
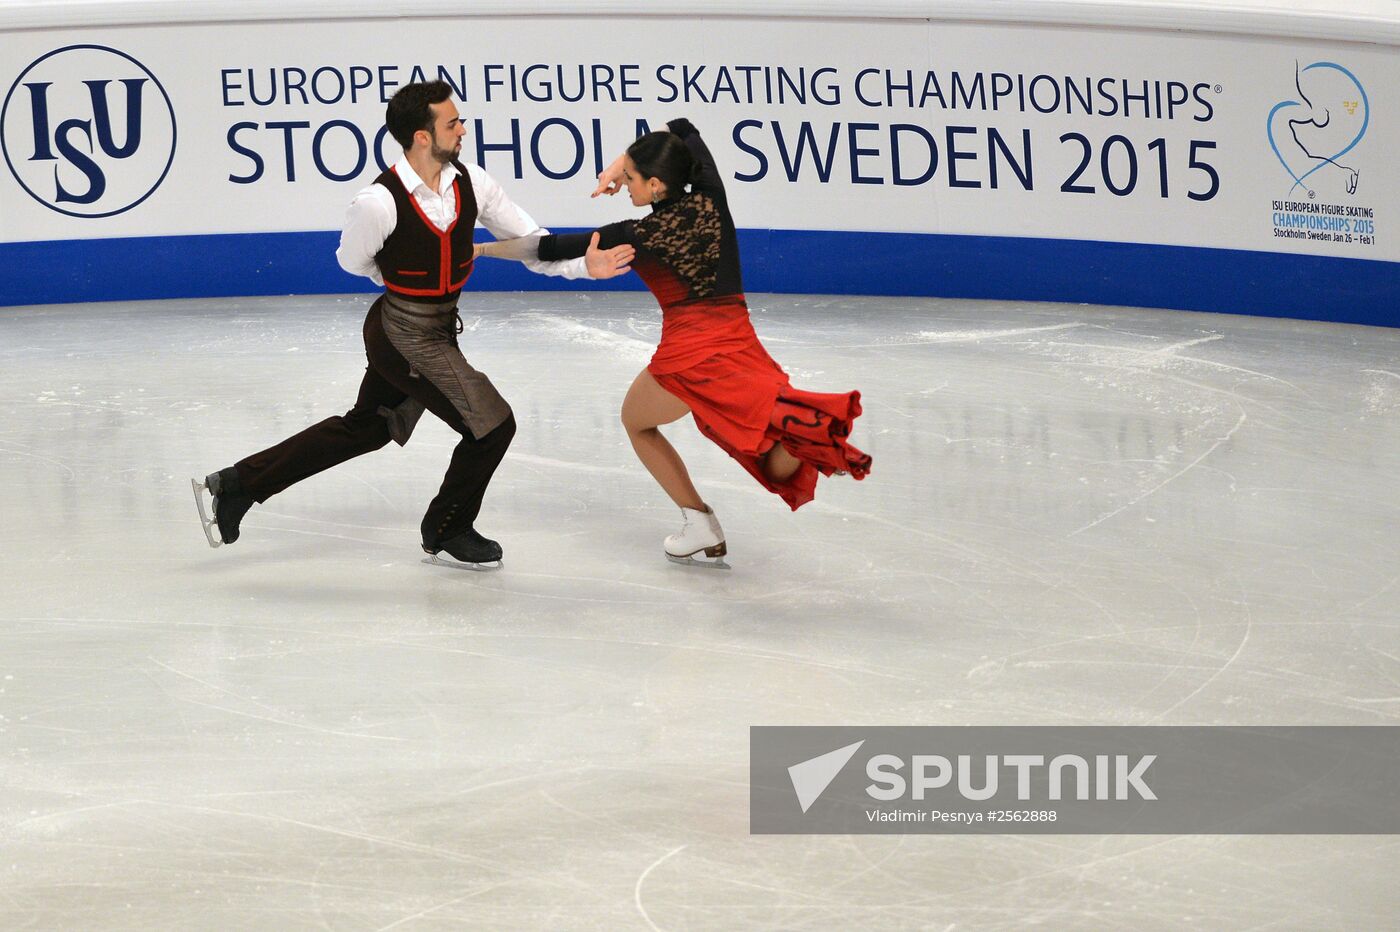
top-left (586, 232), bottom-right (635, 279)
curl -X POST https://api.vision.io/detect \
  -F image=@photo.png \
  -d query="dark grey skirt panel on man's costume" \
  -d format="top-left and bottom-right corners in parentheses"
top-left (377, 292), bottom-right (513, 441)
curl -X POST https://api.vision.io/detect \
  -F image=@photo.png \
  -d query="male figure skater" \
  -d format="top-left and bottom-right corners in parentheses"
top-left (193, 80), bottom-right (634, 569)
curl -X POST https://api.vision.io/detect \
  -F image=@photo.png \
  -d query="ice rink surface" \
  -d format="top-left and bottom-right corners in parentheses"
top-left (2, 291), bottom-right (1398, 929)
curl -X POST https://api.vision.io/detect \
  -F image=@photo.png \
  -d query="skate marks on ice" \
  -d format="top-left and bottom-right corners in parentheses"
top-left (844, 319), bottom-right (1088, 348)
top-left (2, 293), bottom-right (1399, 928)
top-left (754, 296), bottom-right (1399, 718)
top-left (513, 309), bottom-right (656, 365)
top-left (1362, 367), bottom-right (1400, 415)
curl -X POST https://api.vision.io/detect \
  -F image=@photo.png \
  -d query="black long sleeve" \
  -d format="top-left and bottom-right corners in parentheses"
top-left (541, 119), bottom-right (744, 299)
top-left (538, 220), bottom-right (634, 262)
top-left (667, 118), bottom-right (726, 206)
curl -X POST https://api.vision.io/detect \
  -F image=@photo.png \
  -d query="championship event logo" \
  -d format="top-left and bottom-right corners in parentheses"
top-left (1266, 60), bottom-right (1376, 250)
top-left (1267, 61), bottom-right (1367, 198)
top-left (2, 44), bottom-right (177, 218)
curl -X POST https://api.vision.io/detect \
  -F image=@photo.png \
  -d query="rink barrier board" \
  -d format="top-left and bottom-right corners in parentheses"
top-left (2, 229), bottom-right (1396, 329)
top-left (5, 1), bottom-right (1399, 45)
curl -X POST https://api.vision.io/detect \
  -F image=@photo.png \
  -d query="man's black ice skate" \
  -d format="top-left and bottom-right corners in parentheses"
top-left (422, 528), bottom-right (503, 571)
top-left (191, 467), bottom-right (254, 548)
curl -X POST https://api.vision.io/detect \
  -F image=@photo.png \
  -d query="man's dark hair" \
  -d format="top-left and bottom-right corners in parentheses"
top-left (386, 80), bottom-right (453, 150)
top-left (626, 131), bottom-right (701, 199)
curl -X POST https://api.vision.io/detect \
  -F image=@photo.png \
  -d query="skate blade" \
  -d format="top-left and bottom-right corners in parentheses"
top-left (190, 478), bottom-right (222, 548)
top-left (421, 554), bottom-right (503, 572)
top-left (666, 552), bottom-right (731, 571)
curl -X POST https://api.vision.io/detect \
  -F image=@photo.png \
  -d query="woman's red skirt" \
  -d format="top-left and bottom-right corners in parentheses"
top-left (649, 341), bottom-right (871, 511)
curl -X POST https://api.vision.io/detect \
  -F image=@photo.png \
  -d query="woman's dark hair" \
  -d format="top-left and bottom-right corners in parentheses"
top-left (626, 131), bottom-right (703, 198)
top-left (386, 80), bottom-right (453, 150)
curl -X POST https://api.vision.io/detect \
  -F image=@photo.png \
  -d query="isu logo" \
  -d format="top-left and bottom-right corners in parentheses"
top-left (1, 44), bottom-right (177, 218)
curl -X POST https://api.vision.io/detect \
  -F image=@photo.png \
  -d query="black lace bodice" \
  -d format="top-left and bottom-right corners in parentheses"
top-left (539, 119), bottom-right (744, 302)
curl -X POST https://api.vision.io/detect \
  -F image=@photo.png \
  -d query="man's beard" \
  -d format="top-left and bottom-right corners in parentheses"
top-left (431, 139), bottom-right (461, 164)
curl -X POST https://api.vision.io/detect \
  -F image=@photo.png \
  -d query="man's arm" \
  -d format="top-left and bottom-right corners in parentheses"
top-left (467, 164), bottom-right (592, 280)
top-left (335, 185), bottom-right (395, 286)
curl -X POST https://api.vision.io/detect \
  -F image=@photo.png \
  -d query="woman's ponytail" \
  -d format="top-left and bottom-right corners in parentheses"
top-left (626, 131), bottom-right (698, 199)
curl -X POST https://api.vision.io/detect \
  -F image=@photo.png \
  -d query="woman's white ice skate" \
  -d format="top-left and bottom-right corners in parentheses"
top-left (664, 505), bottom-right (730, 570)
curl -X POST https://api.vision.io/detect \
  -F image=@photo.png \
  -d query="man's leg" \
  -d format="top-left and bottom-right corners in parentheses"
top-left (364, 308), bottom-right (516, 554)
top-left (234, 364), bottom-right (401, 503)
top-left (419, 413), bottom-right (516, 550)
top-left (199, 335), bottom-right (404, 545)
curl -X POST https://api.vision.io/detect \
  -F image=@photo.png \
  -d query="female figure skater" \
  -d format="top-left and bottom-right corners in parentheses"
top-left (478, 119), bottom-right (871, 567)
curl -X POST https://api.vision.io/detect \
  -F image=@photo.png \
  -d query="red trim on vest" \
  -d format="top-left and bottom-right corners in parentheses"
top-left (384, 166), bottom-right (472, 296)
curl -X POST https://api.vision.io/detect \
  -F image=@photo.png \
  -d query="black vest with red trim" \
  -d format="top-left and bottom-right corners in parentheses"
top-left (374, 159), bottom-right (478, 302)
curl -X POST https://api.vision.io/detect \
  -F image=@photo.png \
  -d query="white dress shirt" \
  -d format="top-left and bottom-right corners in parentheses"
top-left (335, 156), bottom-right (588, 284)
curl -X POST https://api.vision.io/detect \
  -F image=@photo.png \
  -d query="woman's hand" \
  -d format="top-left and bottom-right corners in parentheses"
top-left (585, 232), bottom-right (635, 279)
top-left (592, 155), bottom-right (627, 198)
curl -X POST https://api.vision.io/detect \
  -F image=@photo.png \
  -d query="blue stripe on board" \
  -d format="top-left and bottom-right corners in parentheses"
top-left (2, 229), bottom-right (1395, 328)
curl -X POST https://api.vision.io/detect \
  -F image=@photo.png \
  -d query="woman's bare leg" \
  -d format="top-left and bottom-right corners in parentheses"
top-left (621, 370), bottom-right (705, 510)
top-left (761, 444), bottom-right (801, 482)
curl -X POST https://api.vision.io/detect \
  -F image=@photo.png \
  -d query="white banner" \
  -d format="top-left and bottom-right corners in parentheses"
top-left (1, 17), bottom-right (1395, 261)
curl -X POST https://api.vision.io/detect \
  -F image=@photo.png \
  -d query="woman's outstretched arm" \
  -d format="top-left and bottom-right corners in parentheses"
top-left (477, 230), bottom-right (635, 279)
